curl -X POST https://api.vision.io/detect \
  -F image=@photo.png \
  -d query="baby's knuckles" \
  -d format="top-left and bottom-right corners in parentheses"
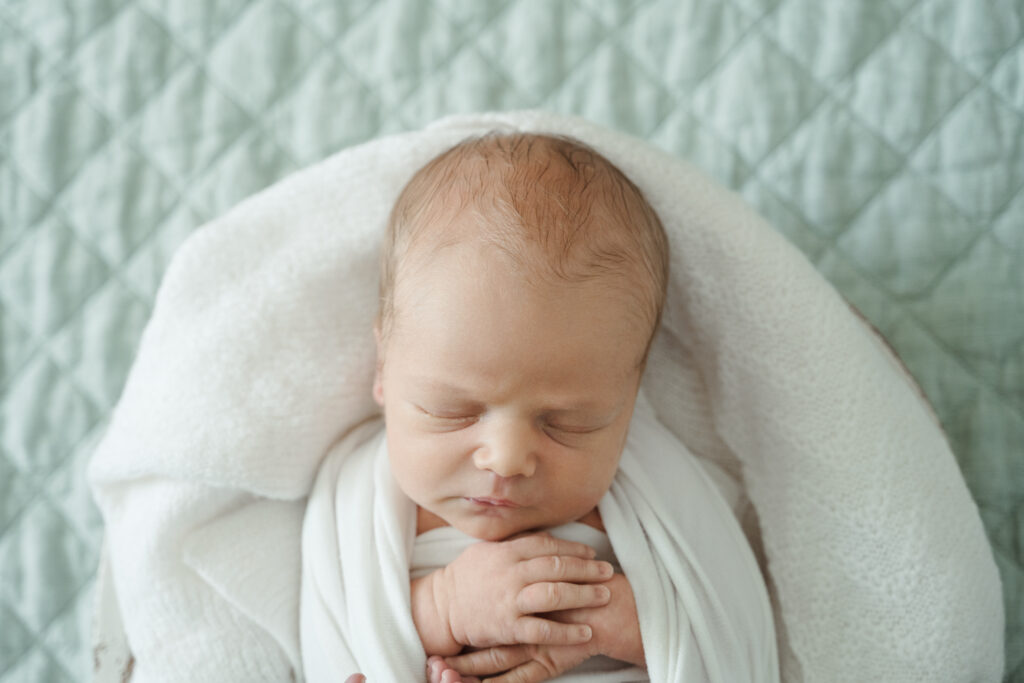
top-left (442, 542), bottom-right (529, 646)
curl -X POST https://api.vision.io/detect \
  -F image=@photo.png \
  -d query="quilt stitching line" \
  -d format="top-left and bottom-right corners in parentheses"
top-left (684, 0), bottom-right (1009, 280)
top-left (0, 0), bottom-right (139, 128)
top-left (0, 592), bottom-right (79, 682)
top-left (269, 0), bottom-right (451, 133)
top-left (0, 0), bottom-right (326, 397)
top-left (660, 13), bottom-right (1024, 425)
top-left (0, 8), bottom-right (192, 271)
top-left (907, 0), bottom-right (1024, 120)
top-left (130, 1), bottom-right (304, 173)
top-left (263, 0), bottom-right (388, 151)
top-left (722, 11), bottom-right (908, 233)
top-left (267, 0), bottom-right (394, 136)
top-left (0, 179), bottom-right (158, 400)
top-left (614, 10), bottom-right (762, 145)
top-left (434, 0), bottom-right (606, 110)
top-left (0, 414), bottom-right (112, 674)
top-left (565, 0), bottom-right (690, 138)
top-left (0, 411), bottom-right (107, 545)
top-left (677, 8), bottom-right (1024, 386)
top-left (331, 0), bottom-right (522, 132)
top-left (821, 245), bottom-right (1024, 425)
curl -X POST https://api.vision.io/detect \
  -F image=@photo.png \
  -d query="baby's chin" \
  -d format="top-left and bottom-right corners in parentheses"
top-left (448, 512), bottom-right (587, 543)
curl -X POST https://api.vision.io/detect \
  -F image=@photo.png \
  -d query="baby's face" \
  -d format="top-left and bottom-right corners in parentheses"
top-left (374, 239), bottom-right (648, 542)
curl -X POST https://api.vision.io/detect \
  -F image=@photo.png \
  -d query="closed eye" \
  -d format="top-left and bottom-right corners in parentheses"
top-left (545, 422), bottom-right (601, 435)
top-left (415, 404), bottom-right (479, 424)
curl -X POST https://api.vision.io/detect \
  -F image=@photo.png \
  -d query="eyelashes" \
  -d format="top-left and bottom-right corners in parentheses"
top-left (414, 405), bottom-right (478, 425)
top-left (414, 404), bottom-right (599, 436)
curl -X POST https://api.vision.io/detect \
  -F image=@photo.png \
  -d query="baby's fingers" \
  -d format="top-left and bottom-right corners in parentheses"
top-left (442, 646), bottom-right (535, 677)
top-left (508, 534), bottom-right (596, 561)
top-left (427, 656), bottom-right (476, 683)
top-left (520, 555), bottom-right (613, 585)
top-left (517, 581), bottom-right (610, 613)
top-left (513, 616), bottom-right (592, 645)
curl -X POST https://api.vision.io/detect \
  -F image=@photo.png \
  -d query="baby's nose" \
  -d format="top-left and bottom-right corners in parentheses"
top-left (472, 418), bottom-right (538, 478)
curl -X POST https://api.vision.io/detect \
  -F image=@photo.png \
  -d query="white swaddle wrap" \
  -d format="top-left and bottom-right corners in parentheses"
top-left (300, 394), bottom-right (778, 682)
top-left (88, 110), bottom-right (1004, 683)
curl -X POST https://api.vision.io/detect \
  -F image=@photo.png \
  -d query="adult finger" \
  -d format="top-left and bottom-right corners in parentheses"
top-left (513, 616), bottom-right (592, 645)
top-left (517, 581), bottom-right (611, 613)
top-left (344, 675), bottom-right (366, 683)
top-left (443, 645), bottom-right (535, 676)
top-left (508, 534), bottom-right (596, 561)
top-left (518, 554), bottom-right (613, 584)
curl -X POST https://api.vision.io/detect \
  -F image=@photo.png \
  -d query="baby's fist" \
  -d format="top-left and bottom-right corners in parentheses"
top-left (439, 533), bottom-right (613, 649)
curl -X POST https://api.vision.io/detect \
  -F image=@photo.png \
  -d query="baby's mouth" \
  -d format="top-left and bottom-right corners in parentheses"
top-left (465, 496), bottom-right (521, 509)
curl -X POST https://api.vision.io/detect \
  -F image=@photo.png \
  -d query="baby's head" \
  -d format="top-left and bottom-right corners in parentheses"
top-left (373, 132), bottom-right (669, 541)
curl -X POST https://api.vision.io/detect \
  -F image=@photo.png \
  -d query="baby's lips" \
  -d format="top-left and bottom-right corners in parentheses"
top-left (466, 496), bottom-right (521, 508)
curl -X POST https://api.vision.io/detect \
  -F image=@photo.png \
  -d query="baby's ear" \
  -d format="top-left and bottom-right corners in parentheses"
top-left (372, 319), bottom-right (385, 407)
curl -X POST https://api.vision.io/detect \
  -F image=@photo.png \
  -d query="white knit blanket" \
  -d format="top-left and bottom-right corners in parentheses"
top-left (88, 110), bottom-right (1004, 682)
top-left (300, 396), bottom-right (778, 682)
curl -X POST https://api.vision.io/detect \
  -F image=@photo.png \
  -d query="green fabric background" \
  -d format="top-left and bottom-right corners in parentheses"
top-left (1, 0), bottom-right (1020, 680)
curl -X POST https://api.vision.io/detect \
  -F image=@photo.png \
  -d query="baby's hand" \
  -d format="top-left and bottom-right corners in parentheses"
top-left (427, 655), bottom-right (478, 683)
top-left (438, 534), bottom-right (614, 650)
top-left (429, 644), bottom-right (590, 683)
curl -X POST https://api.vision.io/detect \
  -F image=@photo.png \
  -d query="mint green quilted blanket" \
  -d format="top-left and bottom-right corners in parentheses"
top-left (1, 1), bottom-right (1020, 681)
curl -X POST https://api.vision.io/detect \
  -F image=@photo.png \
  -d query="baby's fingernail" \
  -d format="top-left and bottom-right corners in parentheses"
top-left (599, 561), bottom-right (613, 576)
top-left (597, 585), bottom-right (611, 600)
top-left (578, 625), bottom-right (592, 640)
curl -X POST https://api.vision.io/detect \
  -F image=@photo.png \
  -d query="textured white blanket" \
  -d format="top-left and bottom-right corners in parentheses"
top-left (300, 396), bottom-right (778, 682)
top-left (89, 110), bottom-right (1004, 682)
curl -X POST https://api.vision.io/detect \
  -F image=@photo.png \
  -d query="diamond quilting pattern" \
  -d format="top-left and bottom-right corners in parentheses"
top-left (0, 219), bottom-right (110, 338)
top-left (0, 498), bottom-right (95, 632)
top-left (1, 354), bottom-right (101, 478)
top-left (205, 1), bottom-right (325, 114)
top-left (70, 5), bottom-right (188, 123)
top-left (548, 40), bottom-right (676, 136)
top-left (475, 2), bottom-right (607, 100)
top-left (47, 283), bottom-right (150, 408)
top-left (0, 603), bottom-right (35, 676)
top-left (691, 34), bottom-right (826, 165)
top-left (0, 0), bottom-right (1021, 680)
top-left (837, 174), bottom-right (979, 298)
top-left (135, 0), bottom-right (252, 54)
top-left (766, 0), bottom-right (901, 82)
top-left (8, 78), bottom-right (113, 198)
top-left (913, 0), bottom-right (1023, 77)
top-left (265, 54), bottom-right (382, 165)
top-left (622, 0), bottom-right (754, 92)
top-left (846, 28), bottom-right (977, 154)
top-left (0, 21), bottom-right (42, 123)
top-left (991, 44), bottom-right (1024, 110)
top-left (758, 99), bottom-right (904, 235)
top-left (130, 63), bottom-right (252, 182)
top-left (912, 86), bottom-right (1024, 222)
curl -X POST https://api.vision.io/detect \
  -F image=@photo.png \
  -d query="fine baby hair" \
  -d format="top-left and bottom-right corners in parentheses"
top-left (377, 132), bottom-right (670, 362)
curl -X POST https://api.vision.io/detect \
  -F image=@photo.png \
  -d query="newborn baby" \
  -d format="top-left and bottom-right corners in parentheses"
top-left (377, 132), bottom-right (665, 681)
top-left (300, 132), bottom-right (777, 683)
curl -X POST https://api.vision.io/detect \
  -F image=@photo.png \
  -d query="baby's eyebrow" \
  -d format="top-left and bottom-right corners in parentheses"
top-left (545, 403), bottom-right (622, 424)
top-left (409, 377), bottom-right (475, 396)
